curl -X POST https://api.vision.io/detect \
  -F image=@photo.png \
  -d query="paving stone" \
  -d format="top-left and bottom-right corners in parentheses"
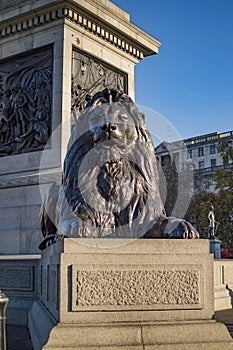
top-left (6, 325), bottom-right (33, 350)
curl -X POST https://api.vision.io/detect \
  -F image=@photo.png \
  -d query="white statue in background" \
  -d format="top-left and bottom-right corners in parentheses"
top-left (208, 205), bottom-right (217, 238)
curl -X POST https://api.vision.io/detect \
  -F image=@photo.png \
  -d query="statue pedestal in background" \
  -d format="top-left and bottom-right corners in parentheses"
top-left (28, 239), bottom-right (233, 349)
top-left (210, 237), bottom-right (222, 259)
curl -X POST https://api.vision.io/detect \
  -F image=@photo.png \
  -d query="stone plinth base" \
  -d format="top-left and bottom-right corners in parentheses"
top-left (214, 286), bottom-right (232, 311)
top-left (210, 238), bottom-right (222, 259)
top-left (214, 259), bottom-right (233, 310)
top-left (42, 321), bottom-right (233, 350)
top-left (33, 239), bottom-right (233, 350)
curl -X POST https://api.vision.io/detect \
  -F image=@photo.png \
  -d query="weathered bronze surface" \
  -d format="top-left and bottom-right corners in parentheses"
top-left (39, 89), bottom-right (199, 249)
top-left (0, 46), bottom-right (52, 156)
top-left (71, 48), bottom-right (127, 125)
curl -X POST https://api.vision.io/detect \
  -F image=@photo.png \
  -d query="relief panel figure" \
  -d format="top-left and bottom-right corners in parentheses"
top-left (0, 46), bottom-right (52, 156)
top-left (71, 49), bottom-right (127, 124)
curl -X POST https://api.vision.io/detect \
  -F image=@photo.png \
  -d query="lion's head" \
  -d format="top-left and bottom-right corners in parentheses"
top-left (56, 88), bottom-right (165, 238)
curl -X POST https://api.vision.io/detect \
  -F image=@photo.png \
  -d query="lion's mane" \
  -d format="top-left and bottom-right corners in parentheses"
top-left (56, 89), bottom-right (165, 238)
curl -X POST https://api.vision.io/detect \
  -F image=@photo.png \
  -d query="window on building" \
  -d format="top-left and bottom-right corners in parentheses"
top-left (210, 145), bottom-right (216, 154)
top-left (198, 147), bottom-right (204, 157)
top-left (211, 159), bottom-right (216, 168)
top-left (199, 161), bottom-right (204, 169)
top-left (187, 149), bottom-right (192, 158)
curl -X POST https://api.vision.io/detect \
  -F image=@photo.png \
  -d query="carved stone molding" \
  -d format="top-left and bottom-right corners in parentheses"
top-left (62, 7), bottom-right (144, 59)
top-left (0, 6), bottom-right (145, 60)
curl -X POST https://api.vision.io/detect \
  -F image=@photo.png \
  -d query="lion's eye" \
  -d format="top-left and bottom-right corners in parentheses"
top-left (118, 114), bottom-right (128, 122)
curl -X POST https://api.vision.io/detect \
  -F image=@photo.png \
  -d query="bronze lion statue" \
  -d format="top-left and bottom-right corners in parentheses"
top-left (39, 89), bottom-right (198, 250)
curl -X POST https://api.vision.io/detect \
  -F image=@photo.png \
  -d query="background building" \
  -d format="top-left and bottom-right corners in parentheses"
top-left (156, 130), bottom-right (233, 194)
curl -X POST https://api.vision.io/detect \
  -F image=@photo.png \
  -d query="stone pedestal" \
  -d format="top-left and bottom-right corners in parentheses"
top-left (214, 259), bottom-right (233, 311)
top-left (210, 238), bottom-right (222, 259)
top-left (29, 239), bottom-right (233, 350)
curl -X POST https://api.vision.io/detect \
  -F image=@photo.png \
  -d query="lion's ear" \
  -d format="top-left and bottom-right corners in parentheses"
top-left (139, 112), bottom-right (145, 120)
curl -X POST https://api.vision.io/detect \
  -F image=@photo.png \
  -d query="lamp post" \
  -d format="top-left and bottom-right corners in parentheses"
top-left (0, 290), bottom-right (8, 350)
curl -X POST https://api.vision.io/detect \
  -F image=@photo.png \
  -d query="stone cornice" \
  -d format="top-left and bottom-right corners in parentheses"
top-left (0, 0), bottom-right (161, 60)
top-left (63, 7), bottom-right (143, 59)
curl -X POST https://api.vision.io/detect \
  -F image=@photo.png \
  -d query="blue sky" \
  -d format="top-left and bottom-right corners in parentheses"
top-left (112, 0), bottom-right (233, 141)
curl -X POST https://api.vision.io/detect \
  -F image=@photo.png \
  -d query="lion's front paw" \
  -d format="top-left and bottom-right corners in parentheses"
top-left (38, 233), bottom-right (59, 250)
top-left (161, 217), bottom-right (199, 239)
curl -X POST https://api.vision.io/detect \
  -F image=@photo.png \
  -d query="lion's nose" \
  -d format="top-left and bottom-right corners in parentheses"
top-left (101, 123), bottom-right (117, 131)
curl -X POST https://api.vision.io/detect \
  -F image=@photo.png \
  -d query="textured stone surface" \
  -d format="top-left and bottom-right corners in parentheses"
top-left (76, 269), bottom-right (199, 306)
top-left (0, 266), bottom-right (33, 291)
top-left (0, 256), bottom-right (40, 300)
